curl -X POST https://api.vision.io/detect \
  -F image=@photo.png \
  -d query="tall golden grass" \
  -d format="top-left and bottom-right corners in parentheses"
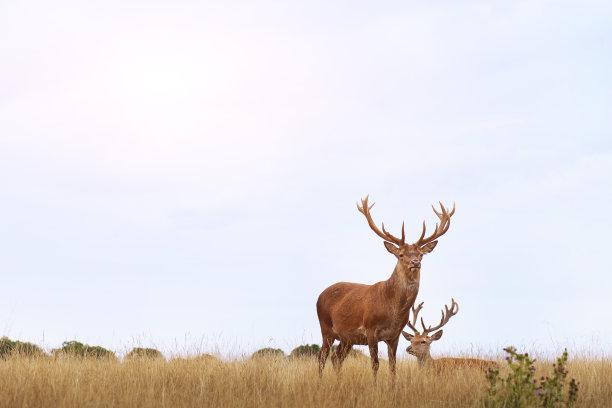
top-left (0, 353), bottom-right (609, 407)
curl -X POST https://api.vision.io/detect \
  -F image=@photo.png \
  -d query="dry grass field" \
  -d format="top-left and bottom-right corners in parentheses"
top-left (0, 352), bottom-right (610, 408)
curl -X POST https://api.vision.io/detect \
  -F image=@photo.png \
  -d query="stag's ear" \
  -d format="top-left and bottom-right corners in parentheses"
top-left (402, 330), bottom-right (414, 341)
top-left (430, 330), bottom-right (443, 341)
top-left (384, 241), bottom-right (400, 256)
top-left (421, 240), bottom-right (438, 254)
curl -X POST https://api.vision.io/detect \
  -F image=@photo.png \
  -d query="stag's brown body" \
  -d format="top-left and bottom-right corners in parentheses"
top-left (317, 267), bottom-right (419, 346)
top-left (317, 196), bottom-right (454, 380)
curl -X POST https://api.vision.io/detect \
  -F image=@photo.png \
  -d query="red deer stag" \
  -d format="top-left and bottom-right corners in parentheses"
top-left (316, 196), bottom-right (455, 380)
top-left (402, 299), bottom-right (498, 372)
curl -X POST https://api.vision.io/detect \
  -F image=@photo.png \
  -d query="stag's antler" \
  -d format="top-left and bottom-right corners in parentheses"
top-left (357, 195), bottom-right (405, 246)
top-left (421, 298), bottom-right (459, 335)
top-left (415, 202), bottom-right (456, 246)
top-left (406, 301), bottom-right (424, 335)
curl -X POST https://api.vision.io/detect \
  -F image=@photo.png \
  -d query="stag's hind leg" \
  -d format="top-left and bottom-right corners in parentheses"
top-left (331, 341), bottom-right (352, 374)
top-left (318, 336), bottom-right (334, 377)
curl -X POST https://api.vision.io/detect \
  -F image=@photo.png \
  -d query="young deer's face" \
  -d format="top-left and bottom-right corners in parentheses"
top-left (402, 298), bottom-right (458, 361)
top-left (402, 330), bottom-right (443, 359)
top-left (383, 242), bottom-right (438, 271)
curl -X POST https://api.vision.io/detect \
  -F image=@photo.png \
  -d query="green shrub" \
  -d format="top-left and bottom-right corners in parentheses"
top-left (0, 337), bottom-right (12, 357)
top-left (0, 337), bottom-right (44, 358)
top-left (187, 353), bottom-right (218, 362)
top-left (125, 347), bottom-right (163, 360)
top-left (170, 354), bottom-right (219, 364)
top-left (55, 340), bottom-right (116, 359)
top-left (290, 344), bottom-right (321, 358)
top-left (536, 349), bottom-right (579, 407)
top-left (251, 348), bottom-right (285, 359)
top-left (484, 346), bottom-right (579, 408)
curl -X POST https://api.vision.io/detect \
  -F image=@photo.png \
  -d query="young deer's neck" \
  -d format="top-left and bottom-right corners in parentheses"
top-left (416, 352), bottom-right (434, 366)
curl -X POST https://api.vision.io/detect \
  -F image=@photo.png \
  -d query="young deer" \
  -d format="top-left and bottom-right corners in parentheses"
top-left (402, 299), bottom-right (498, 372)
top-left (317, 196), bottom-right (455, 381)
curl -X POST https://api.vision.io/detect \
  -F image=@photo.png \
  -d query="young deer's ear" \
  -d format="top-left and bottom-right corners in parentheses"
top-left (384, 241), bottom-right (400, 256)
top-left (402, 330), bottom-right (414, 341)
top-left (421, 240), bottom-right (438, 254)
top-left (430, 330), bottom-right (443, 341)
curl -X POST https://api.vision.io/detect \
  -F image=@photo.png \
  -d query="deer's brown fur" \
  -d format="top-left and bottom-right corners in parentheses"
top-left (434, 357), bottom-right (499, 371)
top-left (316, 196), bottom-right (454, 380)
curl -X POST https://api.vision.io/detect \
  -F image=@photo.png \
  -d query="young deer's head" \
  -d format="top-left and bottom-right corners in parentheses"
top-left (401, 299), bottom-right (459, 363)
top-left (357, 196), bottom-right (455, 273)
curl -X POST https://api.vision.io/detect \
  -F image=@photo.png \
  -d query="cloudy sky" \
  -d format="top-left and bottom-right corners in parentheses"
top-left (1, 0), bottom-right (611, 358)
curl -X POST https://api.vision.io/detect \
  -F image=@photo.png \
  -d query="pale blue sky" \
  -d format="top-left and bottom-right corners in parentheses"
top-left (1, 0), bottom-right (611, 358)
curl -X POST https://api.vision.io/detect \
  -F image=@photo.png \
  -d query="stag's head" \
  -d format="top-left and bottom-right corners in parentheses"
top-left (356, 196), bottom-right (455, 272)
top-left (401, 299), bottom-right (459, 360)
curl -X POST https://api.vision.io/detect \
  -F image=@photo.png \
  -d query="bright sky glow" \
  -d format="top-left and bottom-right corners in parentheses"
top-left (1, 0), bottom-right (611, 358)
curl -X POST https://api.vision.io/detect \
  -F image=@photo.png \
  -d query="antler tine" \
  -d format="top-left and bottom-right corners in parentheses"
top-left (437, 202), bottom-right (456, 236)
top-left (356, 195), bottom-right (374, 213)
top-left (422, 298), bottom-right (460, 335)
top-left (382, 221), bottom-right (405, 244)
top-left (356, 195), bottom-right (405, 245)
top-left (406, 301), bottom-right (424, 334)
top-left (420, 316), bottom-right (427, 333)
top-left (433, 202), bottom-right (444, 218)
top-left (447, 298), bottom-right (459, 315)
top-left (417, 220), bottom-right (426, 243)
top-left (415, 201), bottom-right (455, 246)
top-left (406, 319), bottom-right (419, 334)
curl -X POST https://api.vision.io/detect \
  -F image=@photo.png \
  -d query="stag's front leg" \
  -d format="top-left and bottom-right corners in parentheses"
top-left (367, 338), bottom-right (379, 382)
top-left (386, 338), bottom-right (399, 385)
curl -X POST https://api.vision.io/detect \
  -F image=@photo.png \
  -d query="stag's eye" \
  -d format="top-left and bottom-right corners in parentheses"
top-left (399, 254), bottom-right (403, 258)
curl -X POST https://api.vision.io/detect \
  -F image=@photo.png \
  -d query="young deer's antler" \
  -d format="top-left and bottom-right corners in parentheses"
top-left (406, 301), bottom-right (424, 335)
top-left (357, 195), bottom-right (405, 245)
top-left (415, 202), bottom-right (455, 246)
top-left (421, 298), bottom-right (459, 335)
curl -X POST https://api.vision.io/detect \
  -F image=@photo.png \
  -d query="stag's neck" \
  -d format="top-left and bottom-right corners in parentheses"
top-left (385, 263), bottom-right (420, 297)
top-left (383, 264), bottom-right (420, 322)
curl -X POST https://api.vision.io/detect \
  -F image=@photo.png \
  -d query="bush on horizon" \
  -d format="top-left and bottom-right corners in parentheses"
top-left (171, 353), bottom-right (218, 363)
top-left (125, 347), bottom-right (164, 360)
top-left (251, 348), bottom-right (286, 359)
top-left (290, 344), bottom-right (320, 358)
top-left (54, 340), bottom-right (116, 359)
top-left (0, 336), bottom-right (44, 358)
